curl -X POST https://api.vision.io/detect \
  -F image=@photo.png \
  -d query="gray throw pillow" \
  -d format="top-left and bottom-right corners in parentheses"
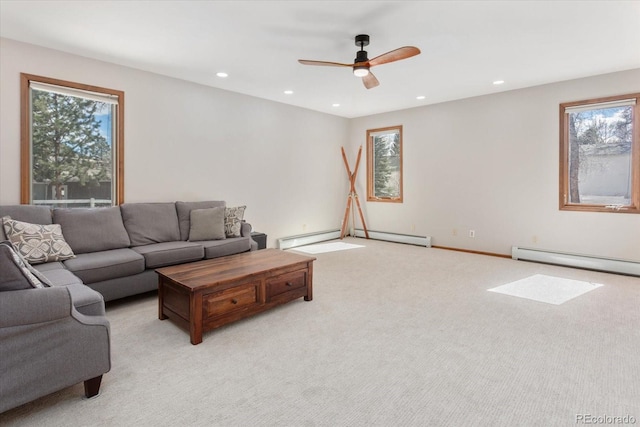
top-left (189, 207), bottom-right (226, 241)
top-left (2, 216), bottom-right (75, 264)
top-left (224, 206), bottom-right (246, 238)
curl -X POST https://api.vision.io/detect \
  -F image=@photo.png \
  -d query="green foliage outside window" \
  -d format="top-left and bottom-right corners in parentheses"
top-left (367, 126), bottom-right (403, 202)
top-left (31, 90), bottom-right (112, 202)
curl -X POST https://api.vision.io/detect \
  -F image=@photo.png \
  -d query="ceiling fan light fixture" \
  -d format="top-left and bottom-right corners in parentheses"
top-left (353, 66), bottom-right (369, 77)
top-left (298, 34), bottom-right (420, 90)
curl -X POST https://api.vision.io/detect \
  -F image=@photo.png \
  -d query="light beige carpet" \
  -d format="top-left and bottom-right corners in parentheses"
top-left (2, 238), bottom-right (639, 426)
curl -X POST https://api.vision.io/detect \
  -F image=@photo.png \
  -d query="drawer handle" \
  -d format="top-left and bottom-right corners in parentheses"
top-left (231, 299), bottom-right (238, 304)
top-left (286, 282), bottom-right (293, 287)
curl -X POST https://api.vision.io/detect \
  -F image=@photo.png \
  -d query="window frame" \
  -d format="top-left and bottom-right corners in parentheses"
top-left (559, 93), bottom-right (640, 214)
top-left (366, 125), bottom-right (403, 203)
top-left (20, 73), bottom-right (125, 205)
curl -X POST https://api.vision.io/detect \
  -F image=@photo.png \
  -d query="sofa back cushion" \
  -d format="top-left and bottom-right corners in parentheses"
top-left (175, 201), bottom-right (226, 241)
top-left (53, 207), bottom-right (131, 254)
top-left (120, 203), bottom-right (181, 246)
top-left (0, 241), bottom-right (52, 291)
top-left (0, 205), bottom-right (52, 240)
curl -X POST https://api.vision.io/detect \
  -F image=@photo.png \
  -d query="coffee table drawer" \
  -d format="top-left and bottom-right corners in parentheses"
top-left (266, 270), bottom-right (306, 299)
top-left (204, 282), bottom-right (258, 317)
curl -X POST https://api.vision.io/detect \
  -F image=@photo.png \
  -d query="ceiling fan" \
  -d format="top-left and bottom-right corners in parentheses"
top-left (298, 34), bottom-right (420, 89)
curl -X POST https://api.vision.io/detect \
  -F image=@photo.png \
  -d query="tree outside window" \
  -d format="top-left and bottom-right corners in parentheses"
top-left (367, 126), bottom-right (403, 202)
top-left (21, 74), bottom-right (124, 207)
top-left (560, 93), bottom-right (639, 214)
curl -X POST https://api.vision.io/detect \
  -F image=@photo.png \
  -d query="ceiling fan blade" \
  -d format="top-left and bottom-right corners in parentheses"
top-left (368, 46), bottom-right (421, 67)
top-left (362, 72), bottom-right (379, 89)
top-left (298, 59), bottom-right (354, 67)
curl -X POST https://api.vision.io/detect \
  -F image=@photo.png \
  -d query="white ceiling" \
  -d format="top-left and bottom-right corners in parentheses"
top-left (1, 1), bottom-right (639, 118)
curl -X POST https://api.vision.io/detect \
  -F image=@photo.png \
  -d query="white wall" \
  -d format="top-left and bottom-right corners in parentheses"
top-left (2, 38), bottom-right (638, 261)
top-left (0, 38), bottom-right (349, 247)
top-left (348, 69), bottom-right (640, 261)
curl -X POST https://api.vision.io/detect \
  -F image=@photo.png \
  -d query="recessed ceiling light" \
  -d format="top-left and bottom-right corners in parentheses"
top-left (493, 80), bottom-right (505, 85)
top-left (284, 90), bottom-right (294, 95)
top-left (416, 95), bottom-right (426, 100)
top-left (216, 72), bottom-right (228, 78)
top-left (332, 103), bottom-right (340, 107)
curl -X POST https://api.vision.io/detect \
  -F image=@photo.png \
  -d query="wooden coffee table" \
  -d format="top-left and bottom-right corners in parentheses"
top-left (156, 249), bottom-right (315, 345)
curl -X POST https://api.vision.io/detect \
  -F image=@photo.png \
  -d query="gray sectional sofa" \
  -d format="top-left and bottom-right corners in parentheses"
top-left (0, 201), bottom-right (256, 302)
top-left (0, 201), bottom-right (255, 413)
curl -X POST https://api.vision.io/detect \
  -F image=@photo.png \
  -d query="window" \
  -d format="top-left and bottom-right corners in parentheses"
top-left (560, 93), bottom-right (639, 214)
top-left (367, 126), bottom-right (403, 202)
top-left (20, 73), bottom-right (124, 207)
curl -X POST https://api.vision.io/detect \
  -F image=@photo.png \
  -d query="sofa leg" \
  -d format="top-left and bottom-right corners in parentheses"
top-left (84, 375), bottom-right (103, 398)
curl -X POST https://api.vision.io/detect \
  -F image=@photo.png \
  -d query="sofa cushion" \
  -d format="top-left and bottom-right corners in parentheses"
top-left (0, 241), bottom-right (51, 290)
top-left (189, 207), bottom-right (226, 242)
top-left (120, 203), bottom-right (181, 246)
top-left (14, 261), bottom-right (101, 315)
top-left (31, 261), bottom-right (66, 272)
top-left (36, 267), bottom-right (84, 287)
top-left (176, 201), bottom-right (226, 241)
top-left (0, 205), bottom-right (52, 240)
top-left (63, 248), bottom-right (145, 284)
top-left (53, 207), bottom-right (130, 254)
top-left (2, 217), bottom-right (75, 264)
top-left (132, 241), bottom-right (204, 268)
top-left (201, 237), bottom-right (251, 259)
top-left (224, 206), bottom-right (246, 238)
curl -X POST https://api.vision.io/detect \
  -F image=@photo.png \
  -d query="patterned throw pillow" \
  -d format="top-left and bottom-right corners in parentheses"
top-left (1, 216), bottom-right (75, 264)
top-left (224, 206), bottom-right (246, 238)
top-left (0, 240), bottom-right (51, 289)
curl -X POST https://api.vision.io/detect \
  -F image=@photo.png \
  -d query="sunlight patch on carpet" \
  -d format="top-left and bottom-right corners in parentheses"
top-left (487, 274), bottom-right (603, 305)
top-left (291, 242), bottom-right (365, 254)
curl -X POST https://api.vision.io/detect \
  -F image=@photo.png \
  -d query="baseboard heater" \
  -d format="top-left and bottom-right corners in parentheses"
top-left (511, 246), bottom-right (640, 277)
top-left (353, 229), bottom-right (431, 247)
top-left (277, 230), bottom-right (341, 250)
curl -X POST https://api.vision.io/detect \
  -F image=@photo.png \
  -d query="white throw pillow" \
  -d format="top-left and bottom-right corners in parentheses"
top-left (224, 206), bottom-right (246, 238)
top-left (2, 216), bottom-right (75, 264)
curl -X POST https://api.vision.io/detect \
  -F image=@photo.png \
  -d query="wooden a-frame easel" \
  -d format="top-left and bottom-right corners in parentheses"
top-left (340, 146), bottom-right (369, 240)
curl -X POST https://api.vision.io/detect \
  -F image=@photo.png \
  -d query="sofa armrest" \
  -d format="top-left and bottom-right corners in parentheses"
top-left (0, 285), bottom-right (110, 413)
top-left (71, 307), bottom-right (111, 330)
top-left (241, 221), bottom-right (252, 237)
top-left (0, 287), bottom-right (71, 328)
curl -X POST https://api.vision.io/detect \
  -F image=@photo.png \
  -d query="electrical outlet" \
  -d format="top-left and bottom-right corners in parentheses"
top-left (469, 230), bottom-right (475, 238)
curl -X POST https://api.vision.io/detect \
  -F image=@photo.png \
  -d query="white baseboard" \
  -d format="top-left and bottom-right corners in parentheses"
top-left (512, 246), bottom-right (640, 277)
top-left (353, 229), bottom-right (431, 247)
top-left (277, 229), bottom-right (432, 249)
